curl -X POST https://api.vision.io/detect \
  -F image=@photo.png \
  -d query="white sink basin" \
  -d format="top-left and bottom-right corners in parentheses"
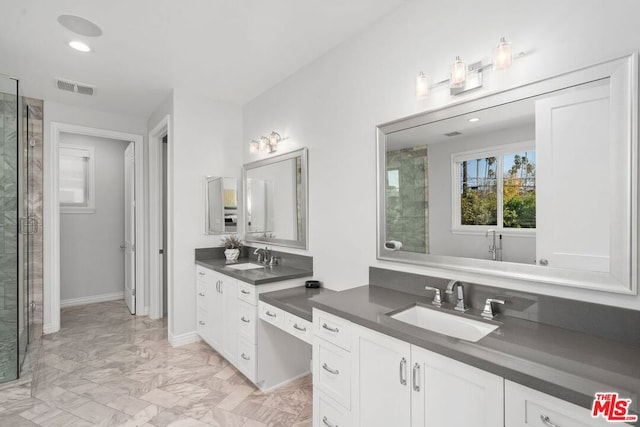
top-left (225, 263), bottom-right (264, 271)
top-left (389, 305), bottom-right (498, 342)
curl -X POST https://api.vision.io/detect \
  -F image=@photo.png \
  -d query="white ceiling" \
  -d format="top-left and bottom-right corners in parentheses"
top-left (0, 0), bottom-right (405, 118)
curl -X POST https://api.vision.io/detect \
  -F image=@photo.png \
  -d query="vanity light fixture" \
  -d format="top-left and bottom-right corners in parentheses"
top-left (415, 37), bottom-right (523, 99)
top-left (249, 131), bottom-right (285, 154)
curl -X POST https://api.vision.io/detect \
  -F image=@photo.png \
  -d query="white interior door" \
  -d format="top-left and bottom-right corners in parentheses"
top-left (535, 82), bottom-right (612, 272)
top-left (124, 142), bottom-right (136, 314)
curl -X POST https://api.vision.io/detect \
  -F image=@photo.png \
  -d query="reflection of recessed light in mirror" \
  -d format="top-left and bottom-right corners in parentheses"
top-left (468, 117), bottom-right (480, 123)
top-left (69, 40), bottom-right (91, 52)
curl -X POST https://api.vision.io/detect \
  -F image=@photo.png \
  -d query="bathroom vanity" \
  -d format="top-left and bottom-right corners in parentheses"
top-left (309, 270), bottom-right (640, 427)
top-left (195, 248), bottom-right (314, 391)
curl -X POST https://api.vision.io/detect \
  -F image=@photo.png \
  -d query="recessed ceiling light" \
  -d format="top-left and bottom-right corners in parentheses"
top-left (69, 40), bottom-right (91, 53)
top-left (468, 117), bottom-right (480, 123)
top-left (58, 15), bottom-right (103, 37)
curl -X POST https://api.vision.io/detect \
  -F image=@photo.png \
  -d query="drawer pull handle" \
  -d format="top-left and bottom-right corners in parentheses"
top-left (540, 415), bottom-right (558, 427)
top-left (293, 323), bottom-right (307, 332)
top-left (199, 321), bottom-right (205, 326)
top-left (399, 357), bottom-right (407, 385)
top-left (241, 316), bottom-right (250, 323)
top-left (412, 363), bottom-right (420, 391)
top-left (322, 363), bottom-right (339, 375)
top-left (266, 311), bottom-right (277, 318)
top-left (241, 353), bottom-right (250, 361)
top-left (241, 289), bottom-right (251, 295)
top-left (198, 271), bottom-right (205, 276)
top-left (322, 416), bottom-right (337, 427)
top-left (322, 323), bottom-right (339, 333)
top-left (198, 292), bottom-right (205, 296)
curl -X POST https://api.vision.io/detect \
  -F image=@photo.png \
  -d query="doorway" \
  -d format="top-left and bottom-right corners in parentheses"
top-left (46, 123), bottom-right (144, 334)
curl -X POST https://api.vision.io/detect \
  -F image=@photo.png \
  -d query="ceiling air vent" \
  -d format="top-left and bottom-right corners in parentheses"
top-left (55, 78), bottom-right (96, 96)
top-left (444, 131), bottom-right (462, 137)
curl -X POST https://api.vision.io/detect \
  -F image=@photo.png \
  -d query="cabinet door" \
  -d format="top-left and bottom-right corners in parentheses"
top-left (353, 326), bottom-right (411, 427)
top-left (411, 346), bottom-right (503, 427)
top-left (221, 277), bottom-right (237, 364)
top-left (207, 277), bottom-right (224, 352)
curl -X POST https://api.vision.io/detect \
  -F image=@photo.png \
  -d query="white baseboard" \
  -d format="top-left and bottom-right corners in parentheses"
top-left (60, 292), bottom-right (124, 308)
top-left (42, 323), bottom-right (59, 335)
top-left (169, 331), bottom-right (201, 347)
top-left (259, 370), bottom-right (311, 393)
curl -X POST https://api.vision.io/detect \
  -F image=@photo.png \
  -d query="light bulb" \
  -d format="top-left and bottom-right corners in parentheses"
top-left (492, 37), bottom-right (512, 70)
top-left (450, 56), bottom-right (466, 88)
top-left (69, 40), bottom-right (91, 52)
top-left (416, 72), bottom-right (429, 99)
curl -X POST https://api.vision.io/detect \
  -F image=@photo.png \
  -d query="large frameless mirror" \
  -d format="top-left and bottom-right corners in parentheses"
top-left (377, 54), bottom-right (637, 294)
top-left (243, 148), bottom-right (308, 249)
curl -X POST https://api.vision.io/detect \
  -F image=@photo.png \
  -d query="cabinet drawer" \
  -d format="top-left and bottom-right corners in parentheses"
top-left (259, 301), bottom-right (285, 328)
top-left (196, 266), bottom-right (215, 284)
top-left (314, 387), bottom-right (351, 427)
top-left (505, 381), bottom-right (633, 427)
top-left (314, 309), bottom-right (351, 351)
top-left (197, 282), bottom-right (208, 310)
top-left (197, 307), bottom-right (208, 337)
top-left (236, 337), bottom-right (257, 382)
top-left (284, 312), bottom-right (312, 345)
top-left (237, 282), bottom-right (257, 306)
top-left (313, 338), bottom-right (351, 409)
top-left (237, 300), bottom-right (257, 344)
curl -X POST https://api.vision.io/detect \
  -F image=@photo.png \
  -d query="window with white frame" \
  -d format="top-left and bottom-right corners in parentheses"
top-left (59, 144), bottom-right (95, 213)
top-left (452, 142), bottom-right (535, 233)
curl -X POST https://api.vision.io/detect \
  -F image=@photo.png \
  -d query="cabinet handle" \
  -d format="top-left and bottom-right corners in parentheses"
top-left (322, 323), bottom-right (339, 333)
top-left (219, 281), bottom-right (223, 294)
top-left (241, 289), bottom-right (251, 295)
top-left (199, 321), bottom-right (205, 326)
top-left (399, 357), bottom-right (407, 385)
top-left (266, 311), bottom-right (277, 318)
top-left (215, 281), bottom-right (219, 292)
top-left (412, 363), bottom-right (420, 391)
top-left (293, 323), bottom-right (307, 332)
top-left (241, 353), bottom-right (250, 361)
top-left (322, 416), bottom-right (337, 427)
top-left (540, 415), bottom-right (558, 427)
top-left (198, 271), bottom-right (205, 276)
top-left (240, 316), bottom-right (250, 323)
top-left (322, 363), bottom-right (339, 375)
top-left (198, 292), bottom-right (205, 297)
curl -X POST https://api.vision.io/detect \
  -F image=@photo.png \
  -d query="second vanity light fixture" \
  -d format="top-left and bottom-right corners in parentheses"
top-left (250, 131), bottom-right (282, 154)
top-left (416, 36), bottom-right (521, 98)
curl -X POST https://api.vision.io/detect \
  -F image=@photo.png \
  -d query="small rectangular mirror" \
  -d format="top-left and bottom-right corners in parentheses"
top-left (205, 176), bottom-right (238, 234)
top-left (243, 148), bottom-right (308, 249)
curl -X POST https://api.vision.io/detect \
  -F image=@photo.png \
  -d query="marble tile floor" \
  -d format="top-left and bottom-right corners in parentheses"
top-left (0, 300), bottom-right (312, 426)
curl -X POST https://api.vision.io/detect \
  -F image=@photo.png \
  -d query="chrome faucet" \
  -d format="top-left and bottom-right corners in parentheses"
top-left (446, 280), bottom-right (467, 312)
top-left (486, 229), bottom-right (497, 261)
top-left (253, 246), bottom-right (271, 264)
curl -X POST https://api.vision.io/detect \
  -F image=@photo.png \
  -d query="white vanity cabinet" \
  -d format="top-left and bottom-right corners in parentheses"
top-left (505, 381), bottom-right (633, 427)
top-left (350, 322), bottom-right (502, 427)
top-left (196, 266), bottom-right (237, 364)
top-left (197, 264), bottom-right (311, 391)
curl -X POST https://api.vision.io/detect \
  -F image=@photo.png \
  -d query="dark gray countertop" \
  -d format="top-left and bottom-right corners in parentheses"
top-left (196, 258), bottom-right (313, 285)
top-left (259, 286), bottom-right (336, 321)
top-left (310, 285), bottom-right (640, 421)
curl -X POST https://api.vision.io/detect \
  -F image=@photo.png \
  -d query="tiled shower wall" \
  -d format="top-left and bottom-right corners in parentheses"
top-left (386, 147), bottom-right (429, 254)
top-left (0, 91), bottom-right (19, 382)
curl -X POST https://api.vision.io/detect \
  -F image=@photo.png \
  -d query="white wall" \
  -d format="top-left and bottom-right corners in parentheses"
top-left (242, 0), bottom-right (640, 310)
top-left (59, 133), bottom-right (129, 303)
top-left (44, 101), bottom-right (147, 330)
top-left (149, 89), bottom-right (243, 340)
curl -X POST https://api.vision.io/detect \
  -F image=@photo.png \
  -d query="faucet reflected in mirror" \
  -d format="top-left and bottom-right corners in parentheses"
top-left (485, 229), bottom-right (502, 261)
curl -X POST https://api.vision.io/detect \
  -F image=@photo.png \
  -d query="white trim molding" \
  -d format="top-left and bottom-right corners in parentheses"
top-left (45, 122), bottom-right (145, 334)
top-left (168, 331), bottom-right (201, 347)
top-left (61, 292), bottom-right (124, 308)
